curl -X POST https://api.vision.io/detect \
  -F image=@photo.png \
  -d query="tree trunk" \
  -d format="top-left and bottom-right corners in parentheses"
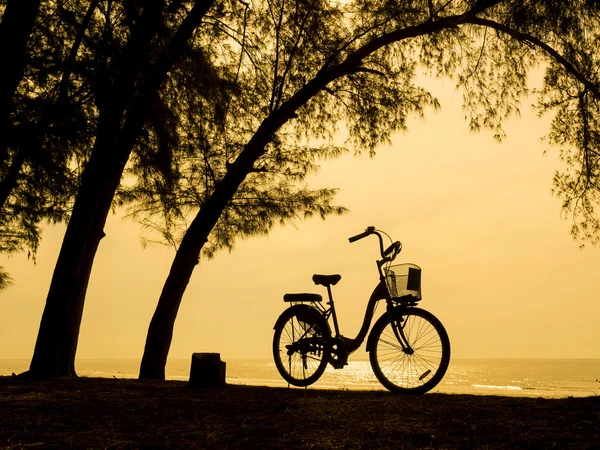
top-left (139, 117), bottom-right (298, 379)
top-left (29, 132), bottom-right (131, 376)
top-left (139, 167), bottom-right (255, 379)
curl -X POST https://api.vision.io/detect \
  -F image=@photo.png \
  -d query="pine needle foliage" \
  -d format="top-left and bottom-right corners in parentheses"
top-left (122, 0), bottom-right (352, 257)
top-left (0, 267), bottom-right (12, 292)
top-left (4, 0), bottom-right (600, 266)
top-left (468, 0), bottom-right (600, 244)
top-left (0, 0), bottom-right (96, 287)
top-left (2, 0), bottom-right (600, 289)
top-left (125, 0), bottom-right (600, 251)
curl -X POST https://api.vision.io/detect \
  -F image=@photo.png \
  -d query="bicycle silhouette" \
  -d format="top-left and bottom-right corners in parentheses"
top-left (273, 226), bottom-right (450, 393)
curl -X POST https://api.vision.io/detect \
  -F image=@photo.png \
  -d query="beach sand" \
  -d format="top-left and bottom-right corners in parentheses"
top-left (1, 376), bottom-right (599, 449)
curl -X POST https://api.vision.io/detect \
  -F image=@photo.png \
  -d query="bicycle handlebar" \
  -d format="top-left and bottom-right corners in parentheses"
top-left (349, 226), bottom-right (401, 262)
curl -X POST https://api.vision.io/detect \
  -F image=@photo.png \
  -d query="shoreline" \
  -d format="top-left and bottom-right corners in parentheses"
top-left (1, 376), bottom-right (599, 448)
top-left (3, 358), bottom-right (600, 400)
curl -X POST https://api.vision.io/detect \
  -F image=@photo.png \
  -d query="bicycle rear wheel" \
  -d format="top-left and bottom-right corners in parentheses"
top-left (369, 307), bottom-right (450, 394)
top-left (273, 306), bottom-right (329, 387)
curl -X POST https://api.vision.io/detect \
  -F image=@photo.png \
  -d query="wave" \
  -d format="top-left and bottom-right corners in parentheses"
top-left (471, 384), bottom-right (522, 391)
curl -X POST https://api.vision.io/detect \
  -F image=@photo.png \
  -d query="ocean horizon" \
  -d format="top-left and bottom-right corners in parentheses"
top-left (2, 357), bottom-right (599, 398)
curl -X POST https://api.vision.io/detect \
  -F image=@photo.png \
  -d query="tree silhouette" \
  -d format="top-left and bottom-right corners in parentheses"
top-left (139, 0), bottom-right (600, 378)
top-left (3, 0), bottom-right (596, 379)
top-left (27, 0), bottom-right (218, 377)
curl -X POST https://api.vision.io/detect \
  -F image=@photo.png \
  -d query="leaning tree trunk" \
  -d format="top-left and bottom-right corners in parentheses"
top-left (139, 113), bottom-right (306, 380)
top-left (138, 49), bottom-right (352, 380)
top-left (138, 155), bottom-right (262, 380)
top-left (29, 147), bottom-right (127, 376)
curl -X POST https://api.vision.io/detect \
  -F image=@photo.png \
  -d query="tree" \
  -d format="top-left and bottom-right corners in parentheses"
top-left (26, 0), bottom-right (341, 378)
top-left (28, 0), bottom-right (219, 377)
top-left (138, 0), bottom-right (600, 379)
top-left (14, 0), bottom-right (598, 379)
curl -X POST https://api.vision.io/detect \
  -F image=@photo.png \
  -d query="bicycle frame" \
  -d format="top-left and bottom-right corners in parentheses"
top-left (310, 279), bottom-right (385, 353)
top-left (313, 230), bottom-right (415, 356)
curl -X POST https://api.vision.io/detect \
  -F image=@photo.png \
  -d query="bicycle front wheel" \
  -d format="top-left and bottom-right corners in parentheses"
top-left (273, 306), bottom-right (329, 387)
top-left (369, 307), bottom-right (450, 394)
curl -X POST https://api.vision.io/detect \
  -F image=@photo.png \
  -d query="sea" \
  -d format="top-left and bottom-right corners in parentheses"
top-left (2, 358), bottom-right (599, 398)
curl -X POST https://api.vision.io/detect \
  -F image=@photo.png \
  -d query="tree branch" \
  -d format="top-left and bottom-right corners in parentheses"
top-left (348, 66), bottom-right (386, 77)
top-left (579, 90), bottom-right (593, 183)
top-left (468, 16), bottom-right (600, 101)
top-left (269, 0), bottom-right (286, 113)
top-left (274, 3), bottom-right (311, 109)
top-left (59, 0), bottom-right (100, 104)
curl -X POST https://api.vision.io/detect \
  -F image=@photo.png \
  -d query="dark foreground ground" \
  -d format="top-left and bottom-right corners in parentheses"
top-left (1, 376), bottom-right (599, 449)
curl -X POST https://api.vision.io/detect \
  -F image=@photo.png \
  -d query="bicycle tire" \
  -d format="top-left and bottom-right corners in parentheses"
top-left (273, 305), bottom-right (329, 387)
top-left (369, 307), bottom-right (450, 394)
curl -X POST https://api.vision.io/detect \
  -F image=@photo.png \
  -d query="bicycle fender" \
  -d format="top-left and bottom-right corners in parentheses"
top-left (273, 304), bottom-right (331, 336)
top-left (365, 305), bottom-right (411, 353)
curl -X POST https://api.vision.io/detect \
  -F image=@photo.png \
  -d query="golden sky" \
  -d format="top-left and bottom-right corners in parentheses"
top-left (1, 76), bottom-right (599, 363)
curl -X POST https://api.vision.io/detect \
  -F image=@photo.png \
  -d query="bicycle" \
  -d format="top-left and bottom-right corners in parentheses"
top-left (272, 226), bottom-right (450, 394)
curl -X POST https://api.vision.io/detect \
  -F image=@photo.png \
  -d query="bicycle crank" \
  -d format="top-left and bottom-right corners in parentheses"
top-left (327, 337), bottom-right (349, 369)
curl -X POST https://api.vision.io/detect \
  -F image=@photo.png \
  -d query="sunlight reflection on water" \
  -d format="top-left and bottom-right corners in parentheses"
top-left (2, 358), bottom-right (599, 398)
top-left (220, 359), bottom-right (600, 397)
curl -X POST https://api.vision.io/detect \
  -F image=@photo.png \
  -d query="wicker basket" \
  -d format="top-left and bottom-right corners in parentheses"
top-left (385, 263), bottom-right (422, 300)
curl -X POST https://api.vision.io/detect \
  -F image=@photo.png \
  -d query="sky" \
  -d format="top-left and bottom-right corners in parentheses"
top-left (1, 74), bottom-right (599, 369)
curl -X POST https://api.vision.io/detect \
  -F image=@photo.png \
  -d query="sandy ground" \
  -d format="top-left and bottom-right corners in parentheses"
top-left (1, 376), bottom-right (599, 449)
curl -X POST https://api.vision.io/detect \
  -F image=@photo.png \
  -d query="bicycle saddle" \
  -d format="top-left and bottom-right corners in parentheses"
top-left (312, 274), bottom-right (341, 286)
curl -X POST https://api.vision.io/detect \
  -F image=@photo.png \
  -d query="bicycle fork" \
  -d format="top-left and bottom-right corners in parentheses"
top-left (387, 306), bottom-right (432, 381)
top-left (388, 306), bottom-right (413, 354)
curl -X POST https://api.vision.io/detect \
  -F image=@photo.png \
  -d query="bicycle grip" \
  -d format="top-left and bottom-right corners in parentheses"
top-left (348, 228), bottom-right (372, 243)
